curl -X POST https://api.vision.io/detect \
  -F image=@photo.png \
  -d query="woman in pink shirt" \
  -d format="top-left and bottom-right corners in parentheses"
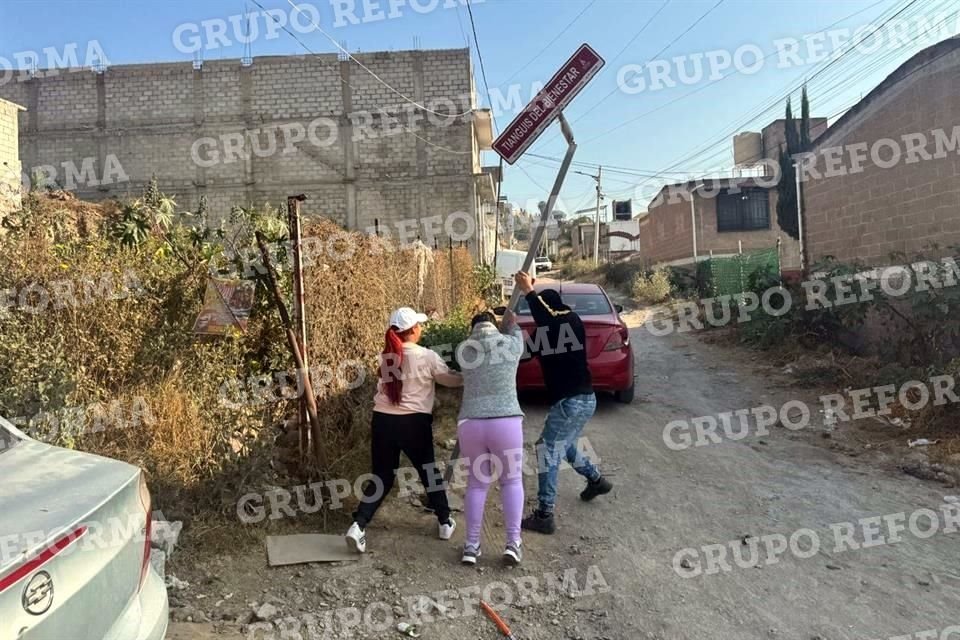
top-left (345, 307), bottom-right (463, 553)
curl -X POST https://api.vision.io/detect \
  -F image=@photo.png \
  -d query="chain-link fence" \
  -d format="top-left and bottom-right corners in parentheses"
top-left (700, 246), bottom-right (780, 297)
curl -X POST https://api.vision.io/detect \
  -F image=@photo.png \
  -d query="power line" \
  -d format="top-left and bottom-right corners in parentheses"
top-left (586, 0), bottom-right (918, 147)
top-left (248, 0), bottom-right (472, 155)
top-left (528, 0), bottom-right (725, 153)
top-left (507, 0), bottom-right (950, 212)
top-left (454, 2), bottom-right (471, 50)
top-left (645, 0), bottom-right (951, 173)
top-left (281, 0), bottom-right (474, 118)
top-left (583, 23), bottom-right (960, 202)
top-left (465, 0), bottom-right (496, 128)
top-left (498, 0), bottom-right (598, 86)
top-left (592, 0), bottom-right (925, 186)
top-left (605, 0), bottom-right (672, 67)
top-left (577, 0), bottom-right (724, 120)
top-left (527, 0), bottom-right (896, 156)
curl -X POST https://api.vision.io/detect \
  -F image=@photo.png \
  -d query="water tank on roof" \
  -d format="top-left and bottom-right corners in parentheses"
top-left (733, 131), bottom-right (763, 166)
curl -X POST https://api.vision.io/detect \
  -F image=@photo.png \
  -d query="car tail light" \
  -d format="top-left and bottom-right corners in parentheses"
top-left (603, 326), bottom-right (630, 351)
top-left (138, 473), bottom-right (152, 591)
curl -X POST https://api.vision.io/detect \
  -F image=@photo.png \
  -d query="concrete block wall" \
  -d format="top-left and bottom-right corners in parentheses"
top-left (639, 196), bottom-right (694, 265)
top-left (0, 49), bottom-right (483, 246)
top-left (0, 99), bottom-right (23, 216)
top-left (804, 40), bottom-right (960, 266)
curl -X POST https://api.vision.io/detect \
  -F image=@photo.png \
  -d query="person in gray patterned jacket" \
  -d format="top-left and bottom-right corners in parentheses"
top-left (455, 309), bottom-right (526, 566)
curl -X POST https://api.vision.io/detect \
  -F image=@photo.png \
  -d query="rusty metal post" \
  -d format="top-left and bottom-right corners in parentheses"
top-left (448, 236), bottom-right (456, 312)
top-left (256, 230), bottom-right (326, 470)
top-left (287, 194), bottom-right (309, 463)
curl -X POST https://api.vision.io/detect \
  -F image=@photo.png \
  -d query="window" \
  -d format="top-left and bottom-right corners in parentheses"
top-left (517, 293), bottom-right (612, 316)
top-left (716, 188), bottom-right (770, 232)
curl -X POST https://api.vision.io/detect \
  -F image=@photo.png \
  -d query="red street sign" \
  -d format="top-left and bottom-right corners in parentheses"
top-left (492, 43), bottom-right (605, 165)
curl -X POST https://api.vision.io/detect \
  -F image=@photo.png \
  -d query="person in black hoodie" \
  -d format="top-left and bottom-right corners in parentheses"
top-left (514, 271), bottom-right (613, 534)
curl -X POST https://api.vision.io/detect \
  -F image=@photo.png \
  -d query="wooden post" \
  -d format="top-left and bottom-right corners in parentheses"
top-left (287, 195), bottom-right (309, 463)
top-left (448, 237), bottom-right (455, 311)
top-left (256, 231), bottom-right (326, 469)
top-left (738, 240), bottom-right (745, 293)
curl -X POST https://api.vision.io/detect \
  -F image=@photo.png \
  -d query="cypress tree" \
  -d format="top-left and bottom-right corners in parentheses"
top-left (800, 85), bottom-right (811, 151)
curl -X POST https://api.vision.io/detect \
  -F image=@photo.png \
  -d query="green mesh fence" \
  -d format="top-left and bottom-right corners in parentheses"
top-left (702, 247), bottom-right (780, 297)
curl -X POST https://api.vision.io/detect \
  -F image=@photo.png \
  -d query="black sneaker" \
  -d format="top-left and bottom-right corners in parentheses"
top-left (521, 510), bottom-right (556, 535)
top-left (461, 545), bottom-right (481, 565)
top-left (503, 541), bottom-right (523, 566)
top-left (580, 476), bottom-right (613, 502)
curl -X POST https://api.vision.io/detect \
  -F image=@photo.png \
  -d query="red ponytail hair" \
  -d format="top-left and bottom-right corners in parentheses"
top-left (381, 326), bottom-right (406, 405)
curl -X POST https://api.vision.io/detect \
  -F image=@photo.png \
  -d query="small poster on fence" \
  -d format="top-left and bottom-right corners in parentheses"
top-left (193, 278), bottom-right (256, 336)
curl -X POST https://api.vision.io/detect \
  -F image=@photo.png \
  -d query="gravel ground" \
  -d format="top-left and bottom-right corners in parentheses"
top-left (167, 303), bottom-right (960, 640)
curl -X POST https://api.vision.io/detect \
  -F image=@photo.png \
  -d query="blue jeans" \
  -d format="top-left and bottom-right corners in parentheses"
top-left (536, 393), bottom-right (599, 513)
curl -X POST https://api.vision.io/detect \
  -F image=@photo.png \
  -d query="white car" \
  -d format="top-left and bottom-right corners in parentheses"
top-left (0, 417), bottom-right (168, 640)
top-left (534, 255), bottom-right (553, 272)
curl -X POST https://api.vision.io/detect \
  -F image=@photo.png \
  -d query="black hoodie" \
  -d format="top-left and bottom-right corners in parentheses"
top-left (524, 289), bottom-right (594, 403)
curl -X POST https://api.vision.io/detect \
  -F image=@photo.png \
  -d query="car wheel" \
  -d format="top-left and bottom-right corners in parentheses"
top-left (615, 381), bottom-right (635, 404)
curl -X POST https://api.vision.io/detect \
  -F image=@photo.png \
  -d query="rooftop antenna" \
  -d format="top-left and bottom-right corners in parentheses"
top-left (338, 41), bottom-right (349, 61)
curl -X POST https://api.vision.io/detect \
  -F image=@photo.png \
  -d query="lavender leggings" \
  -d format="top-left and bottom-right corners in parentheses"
top-left (457, 416), bottom-right (525, 548)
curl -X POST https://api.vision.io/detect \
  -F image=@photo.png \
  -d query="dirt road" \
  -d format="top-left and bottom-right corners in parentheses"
top-left (168, 306), bottom-right (959, 640)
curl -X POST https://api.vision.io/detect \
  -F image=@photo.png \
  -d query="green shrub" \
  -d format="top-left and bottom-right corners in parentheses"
top-left (666, 266), bottom-right (700, 298)
top-left (420, 307), bottom-right (471, 369)
top-left (601, 262), bottom-right (642, 289)
top-left (558, 259), bottom-right (595, 280)
top-left (471, 263), bottom-right (500, 306)
top-left (632, 268), bottom-right (672, 304)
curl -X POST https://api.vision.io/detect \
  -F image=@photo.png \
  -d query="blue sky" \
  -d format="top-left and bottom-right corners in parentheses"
top-left (1, 0), bottom-right (957, 217)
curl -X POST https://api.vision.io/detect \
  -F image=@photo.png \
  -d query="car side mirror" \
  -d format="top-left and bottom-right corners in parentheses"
top-left (492, 305), bottom-right (507, 315)
top-left (614, 304), bottom-right (624, 313)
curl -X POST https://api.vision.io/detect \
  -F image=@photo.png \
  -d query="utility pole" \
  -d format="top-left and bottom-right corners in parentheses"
top-left (794, 161), bottom-right (806, 273)
top-left (593, 165), bottom-right (602, 265)
top-left (493, 156), bottom-right (503, 267)
top-left (575, 166), bottom-right (603, 264)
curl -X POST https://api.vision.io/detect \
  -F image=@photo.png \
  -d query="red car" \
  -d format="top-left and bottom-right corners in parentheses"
top-left (512, 283), bottom-right (635, 403)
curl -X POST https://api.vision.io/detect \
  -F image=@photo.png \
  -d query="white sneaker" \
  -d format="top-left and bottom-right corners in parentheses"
top-left (346, 522), bottom-right (366, 553)
top-left (461, 545), bottom-right (481, 565)
top-left (438, 517), bottom-right (456, 540)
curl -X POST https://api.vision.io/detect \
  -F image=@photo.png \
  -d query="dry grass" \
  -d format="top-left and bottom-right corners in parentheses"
top-left (632, 269), bottom-right (672, 304)
top-left (295, 220), bottom-right (479, 507)
top-left (0, 194), bottom-right (482, 546)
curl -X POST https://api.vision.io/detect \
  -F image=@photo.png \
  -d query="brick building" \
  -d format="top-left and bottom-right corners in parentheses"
top-left (640, 37), bottom-right (960, 274)
top-left (640, 177), bottom-right (803, 271)
top-left (0, 98), bottom-right (24, 216)
top-left (639, 116), bottom-right (826, 272)
top-left (0, 49), bottom-right (497, 256)
top-left (802, 38), bottom-right (960, 265)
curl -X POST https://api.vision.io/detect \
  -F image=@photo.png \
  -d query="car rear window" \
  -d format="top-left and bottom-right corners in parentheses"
top-left (0, 422), bottom-right (20, 455)
top-left (517, 292), bottom-right (612, 316)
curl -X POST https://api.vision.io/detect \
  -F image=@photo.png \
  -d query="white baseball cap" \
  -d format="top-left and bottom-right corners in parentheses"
top-left (389, 307), bottom-right (428, 332)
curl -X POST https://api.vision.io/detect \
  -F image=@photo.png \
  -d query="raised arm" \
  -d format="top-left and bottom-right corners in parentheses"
top-left (515, 271), bottom-right (566, 329)
top-left (500, 309), bottom-right (525, 358)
